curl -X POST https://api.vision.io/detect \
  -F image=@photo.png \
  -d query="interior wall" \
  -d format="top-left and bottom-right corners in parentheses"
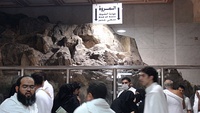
top-left (1, 0), bottom-right (200, 85)
top-left (0, 5), bottom-right (92, 24)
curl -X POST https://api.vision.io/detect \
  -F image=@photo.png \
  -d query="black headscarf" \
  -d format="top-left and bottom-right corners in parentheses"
top-left (52, 83), bottom-right (80, 113)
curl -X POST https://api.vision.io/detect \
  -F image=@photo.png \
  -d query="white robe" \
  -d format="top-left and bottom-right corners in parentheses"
top-left (43, 80), bottom-right (54, 100)
top-left (183, 96), bottom-right (192, 113)
top-left (35, 87), bottom-right (53, 113)
top-left (0, 93), bottom-right (38, 113)
top-left (74, 98), bottom-right (115, 113)
top-left (144, 82), bottom-right (168, 113)
top-left (164, 89), bottom-right (183, 113)
top-left (193, 90), bottom-right (200, 113)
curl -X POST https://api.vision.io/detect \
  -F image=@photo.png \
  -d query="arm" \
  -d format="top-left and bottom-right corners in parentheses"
top-left (185, 97), bottom-right (192, 113)
top-left (196, 91), bottom-right (200, 111)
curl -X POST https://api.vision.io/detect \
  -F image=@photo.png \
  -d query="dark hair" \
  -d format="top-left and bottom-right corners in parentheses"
top-left (140, 66), bottom-right (158, 82)
top-left (40, 72), bottom-right (47, 81)
top-left (16, 75), bottom-right (34, 87)
top-left (57, 83), bottom-right (74, 99)
top-left (31, 72), bottom-right (44, 85)
top-left (71, 82), bottom-right (81, 92)
top-left (121, 77), bottom-right (131, 82)
top-left (87, 81), bottom-right (107, 99)
top-left (178, 84), bottom-right (185, 90)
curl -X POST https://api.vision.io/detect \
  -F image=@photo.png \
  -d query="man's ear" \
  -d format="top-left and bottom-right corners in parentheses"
top-left (15, 86), bottom-right (19, 93)
top-left (87, 92), bottom-right (93, 101)
top-left (150, 75), bottom-right (154, 81)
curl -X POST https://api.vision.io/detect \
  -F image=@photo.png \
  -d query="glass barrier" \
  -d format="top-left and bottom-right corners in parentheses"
top-left (0, 65), bottom-right (200, 105)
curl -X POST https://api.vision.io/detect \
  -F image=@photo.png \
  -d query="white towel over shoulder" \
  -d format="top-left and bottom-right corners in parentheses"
top-left (164, 89), bottom-right (183, 113)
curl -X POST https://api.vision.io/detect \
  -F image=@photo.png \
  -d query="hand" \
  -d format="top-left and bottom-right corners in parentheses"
top-left (196, 91), bottom-right (200, 99)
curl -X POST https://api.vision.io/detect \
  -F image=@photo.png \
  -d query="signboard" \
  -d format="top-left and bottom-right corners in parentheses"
top-left (92, 3), bottom-right (122, 24)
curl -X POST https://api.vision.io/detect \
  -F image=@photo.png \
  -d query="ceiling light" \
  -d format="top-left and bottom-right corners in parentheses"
top-left (117, 29), bottom-right (126, 33)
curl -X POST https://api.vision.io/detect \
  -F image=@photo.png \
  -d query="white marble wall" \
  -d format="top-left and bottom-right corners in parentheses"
top-left (110, 4), bottom-right (174, 65)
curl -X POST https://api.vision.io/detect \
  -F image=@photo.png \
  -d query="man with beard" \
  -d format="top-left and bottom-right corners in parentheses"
top-left (0, 75), bottom-right (38, 113)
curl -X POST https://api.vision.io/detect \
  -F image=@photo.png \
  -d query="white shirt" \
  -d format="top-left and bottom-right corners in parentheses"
top-left (193, 90), bottom-right (200, 113)
top-left (74, 98), bottom-right (115, 113)
top-left (164, 89), bottom-right (183, 113)
top-left (43, 80), bottom-right (54, 100)
top-left (35, 88), bottom-right (53, 113)
top-left (0, 93), bottom-right (38, 113)
top-left (144, 82), bottom-right (168, 113)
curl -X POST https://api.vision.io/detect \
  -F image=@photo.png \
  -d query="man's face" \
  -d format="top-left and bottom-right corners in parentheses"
top-left (122, 79), bottom-right (131, 87)
top-left (16, 77), bottom-right (36, 106)
top-left (138, 72), bottom-right (153, 87)
top-left (178, 87), bottom-right (184, 94)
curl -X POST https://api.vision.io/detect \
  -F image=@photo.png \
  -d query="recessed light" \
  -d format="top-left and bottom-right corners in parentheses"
top-left (117, 29), bottom-right (126, 33)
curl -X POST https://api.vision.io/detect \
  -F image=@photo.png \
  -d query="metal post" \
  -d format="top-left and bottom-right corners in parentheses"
top-left (161, 68), bottom-right (164, 88)
top-left (20, 68), bottom-right (24, 76)
top-left (113, 68), bottom-right (117, 100)
top-left (66, 69), bottom-right (70, 83)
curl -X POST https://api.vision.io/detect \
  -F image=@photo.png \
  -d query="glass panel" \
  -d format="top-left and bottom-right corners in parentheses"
top-left (116, 69), bottom-right (140, 96)
top-left (69, 69), bottom-right (113, 104)
top-left (0, 69), bottom-right (21, 103)
top-left (24, 69), bottom-right (67, 95)
top-left (163, 68), bottom-right (200, 107)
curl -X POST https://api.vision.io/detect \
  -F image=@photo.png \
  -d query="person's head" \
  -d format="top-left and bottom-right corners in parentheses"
top-left (178, 84), bottom-right (185, 94)
top-left (31, 72), bottom-right (44, 88)
top-left (164, 79), bottom-right (173, 89)
top-left (121, 77), bottom-right (132, 90)
top-left (57, 83), bottom-right (73, 100)
top-left (40, 72), bottom-right (47, 81)
top-left (138, 66), bottom-right (158, 87)
top-left (86, 81), bottom-right (107, 101)
top-left (15, 75), bottom-right (36, 106)
top-left (71, 82), bottom-right (81, 95)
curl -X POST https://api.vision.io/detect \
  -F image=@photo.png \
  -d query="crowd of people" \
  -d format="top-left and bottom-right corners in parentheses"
top-left (0, 66), bottom-right (200, 113)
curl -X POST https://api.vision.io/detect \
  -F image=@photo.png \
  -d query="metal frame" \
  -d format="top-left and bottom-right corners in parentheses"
top-left (1, 65), bottom-right (200, 99)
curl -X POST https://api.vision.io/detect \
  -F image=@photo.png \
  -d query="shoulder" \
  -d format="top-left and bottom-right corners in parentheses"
top-left (0, 98), bottom-right (22, 112)
top-left (149, 83), bottom-right (163, 93)
top-left (74, 103), bottom-right (88, 113)
top-left (0, 98), bottom-right (17, 107)
top-left (172, 90), bottom-right (183, 98)
top-left (0, 94), bottom-right (19, 107)
top-left (36, 89), bottom-right (51, 100)
top-left (129, 87), bottom-right (136, 93)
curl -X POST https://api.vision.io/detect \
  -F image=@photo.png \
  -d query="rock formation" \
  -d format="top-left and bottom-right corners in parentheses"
top-left (0, 12), bottom-right (194, 103)
top-left (0, 11), bottom-right (145, 103)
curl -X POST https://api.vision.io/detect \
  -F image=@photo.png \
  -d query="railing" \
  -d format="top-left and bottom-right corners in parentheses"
top-left (1, 65), bottom-right (200, 100)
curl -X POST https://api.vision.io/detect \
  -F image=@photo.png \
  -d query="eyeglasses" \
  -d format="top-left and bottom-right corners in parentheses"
top-left (21, 85), bottom-right (35, 90)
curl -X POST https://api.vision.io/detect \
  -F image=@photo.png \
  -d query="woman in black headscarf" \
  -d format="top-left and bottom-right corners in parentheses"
top-left (111, 90), bottom-right (138, 113)
top-left (51, 83), bottom-right (80, 113)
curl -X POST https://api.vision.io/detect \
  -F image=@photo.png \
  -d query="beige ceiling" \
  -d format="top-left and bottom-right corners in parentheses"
top-left (0, 0), bottom-right (173, 8)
